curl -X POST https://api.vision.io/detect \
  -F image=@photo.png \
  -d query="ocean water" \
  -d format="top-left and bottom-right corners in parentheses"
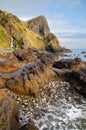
top-left (60, 49), bottom-right (86, 61)
top-left (33, 82), bottom-right (86, 130)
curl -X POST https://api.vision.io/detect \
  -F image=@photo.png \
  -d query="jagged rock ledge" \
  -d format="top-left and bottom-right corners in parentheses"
top-left (52, 58), bottom-right (86, 98)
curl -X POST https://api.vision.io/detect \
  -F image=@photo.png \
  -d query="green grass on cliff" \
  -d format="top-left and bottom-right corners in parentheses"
top-left (0, 25), bottom-right (10, 49)
top-left (0, 11), bottom-right (49, 50)
top-left (0, 11), bottom-right (61, 50)
top-left (23, 30), bottom-right (46, 49)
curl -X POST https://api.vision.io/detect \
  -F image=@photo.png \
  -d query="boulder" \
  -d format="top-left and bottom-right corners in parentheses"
top-left (0, 91), bottom-right (19, 130)
top-left (64, 70), bottom-right (86, 98)
top-left (0, 53), bottom-right (19, 73)
top-left (81, 51), bottom-right (86, 54)
top-left (45, 33), bottom-right (60, 50)
top-left (13, 48), bottom-right (37, 62)
top-left (53, 58), bottom-right (85, 70)
top-left (0, 48), bottom-right (58, 97)
top-left (0, 61), bottom-right (57, 97)
top-left (52, 58), bottom-right (86, 98)
top-left (37, 51), bottom-right (58, 64)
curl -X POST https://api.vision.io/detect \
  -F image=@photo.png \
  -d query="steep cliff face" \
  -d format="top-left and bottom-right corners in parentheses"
top-left (28, 15), bottom-right (50, 37)
top-left (0, 10), bottom-right (46, 50)
top-left (0, 10), bottom-right (61, 50)
top-left (28, 15), bottom-right (61, 50)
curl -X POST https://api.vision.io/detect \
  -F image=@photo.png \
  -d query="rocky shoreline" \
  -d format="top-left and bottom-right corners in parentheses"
top-left (0, 48), bottom-right (86, 130)
top-left (1, 80), bottom-right (86, 130)
top-left (0, 81), bottom-right (78, 130)
top-left (0, 10), bottom-right (86, 130)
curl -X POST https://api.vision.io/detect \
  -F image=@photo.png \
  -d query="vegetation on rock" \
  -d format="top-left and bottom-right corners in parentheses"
top-left (0, 10), bottom-right (61, 50)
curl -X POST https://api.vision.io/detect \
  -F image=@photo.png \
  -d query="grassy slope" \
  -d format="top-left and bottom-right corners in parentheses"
top-left (0, 11), bottom-right (46, 50)
top-left (0, 25), bottom-right (10, 49)
top-left (0, 11), bottom-right (61, 50)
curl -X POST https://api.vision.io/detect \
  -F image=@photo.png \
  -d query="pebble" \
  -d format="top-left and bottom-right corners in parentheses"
top-left (0, 80), bottom-right (86, 130)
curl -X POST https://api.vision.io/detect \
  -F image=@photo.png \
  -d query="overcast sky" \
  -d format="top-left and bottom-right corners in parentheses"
top-left (0, 0), bottom-right (86, 49)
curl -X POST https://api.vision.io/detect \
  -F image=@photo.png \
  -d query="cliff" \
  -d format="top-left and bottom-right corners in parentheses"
top-left (28, 15), bottom-right (61, 50)
top-left (0, 10), bottom-right (61, 50)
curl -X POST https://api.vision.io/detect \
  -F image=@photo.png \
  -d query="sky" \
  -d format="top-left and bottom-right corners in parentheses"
top-left (0, 0), bottom-right (86, 49)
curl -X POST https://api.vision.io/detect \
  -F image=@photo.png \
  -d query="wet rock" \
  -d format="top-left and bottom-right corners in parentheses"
top-left (1, 80), bottom-right (84, 130)
top-left (64, 70), bottom-right (86, 98)
top-left (52, 58), bottom-right (86, 98)
top-left (37, 51), bottom-right (58, 65)
top-left (0, 91), bottom-right (19, 130)
top-left (53, 58), bottom-right (85, 70)
top-left (81, 51), bottom-right (86, 54)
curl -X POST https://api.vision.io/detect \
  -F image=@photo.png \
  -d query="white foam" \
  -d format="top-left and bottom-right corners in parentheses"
top-left (66, 105), bottom-right (82, 120)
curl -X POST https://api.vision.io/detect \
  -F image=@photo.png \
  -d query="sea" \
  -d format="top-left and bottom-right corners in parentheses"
top-left (60, 48), bottom-right (86, 62)
top-left (29, 49), bottom-right (86, 130)
top-left (51, 49), bottom-right (86, 130)
top-left (36, 49), bottom-right (86, 130)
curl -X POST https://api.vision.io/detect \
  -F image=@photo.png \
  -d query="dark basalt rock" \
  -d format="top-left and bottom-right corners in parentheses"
top-left (37, 51), bottom-right (58, 64)
top-left (53, 58), bottom-right (84, 70)
top-left (46, 44), bottom-right (57, 53)
top-left (81, 51), bottom-right (86, 54)
top-left (52, 58), bottom-right (86, 98)
top-left (64, 70), bottom-right (86, 98)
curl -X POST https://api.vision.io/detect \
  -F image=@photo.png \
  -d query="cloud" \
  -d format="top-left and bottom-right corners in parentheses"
top-left (60, 37), bottom-right (86, 49)
top-left (19, 16), bottom-right (32, 21)
top-left (0, 0), bottom-right (85, 49)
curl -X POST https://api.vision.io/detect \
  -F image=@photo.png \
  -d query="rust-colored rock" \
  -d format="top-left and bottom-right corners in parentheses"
top-left (0, 53), bottom-right (19, 73)
top-left (0, 48), bottom-right (58, 97)
top-left (13, 48), bottom-right (37, 62)
top-left (0, 61), bottom-right (57, 97)
top-left (0, 91), bottom-right (19, 130)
